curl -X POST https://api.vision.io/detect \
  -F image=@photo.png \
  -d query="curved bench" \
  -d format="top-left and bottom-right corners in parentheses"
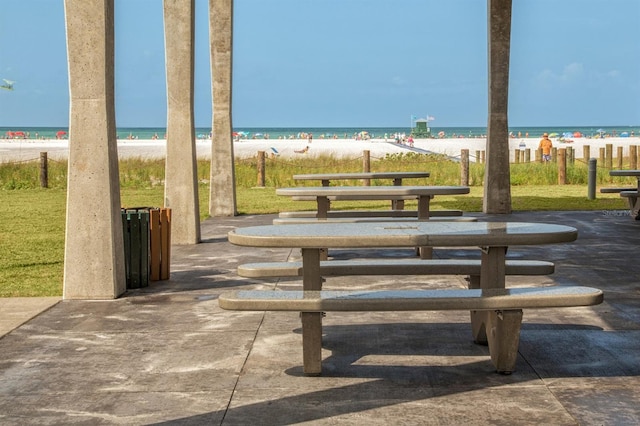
top-left (620, 190), bottom-right (640, 219)
top-left (218, 286), bottom-right (604, 375)
top-left (273, 216), bottom-right (477, 225)
top-left (599, 187), bottom-right (636, 194)
top-left (237, 259), bottom-right (554, 282)
top-left (278, 209), bottom-right (463, 218)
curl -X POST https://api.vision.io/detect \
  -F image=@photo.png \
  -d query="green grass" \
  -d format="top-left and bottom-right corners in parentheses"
top-left (0, 153), bottom-right (634, 297)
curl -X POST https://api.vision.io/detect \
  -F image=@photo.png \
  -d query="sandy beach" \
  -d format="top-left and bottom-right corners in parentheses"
top-left (1, 136), bottom-right (639, 163)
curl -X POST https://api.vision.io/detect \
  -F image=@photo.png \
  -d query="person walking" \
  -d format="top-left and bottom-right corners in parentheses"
top-left (538, 133), bottom-right (553, 162)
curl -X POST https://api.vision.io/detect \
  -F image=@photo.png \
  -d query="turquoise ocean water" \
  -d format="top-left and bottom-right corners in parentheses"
top-left (1, 125), bottom-right (639, 140)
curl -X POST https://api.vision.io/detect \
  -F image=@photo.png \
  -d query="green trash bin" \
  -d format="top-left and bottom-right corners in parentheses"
top-left (121, 208), bottom-right (150, 289)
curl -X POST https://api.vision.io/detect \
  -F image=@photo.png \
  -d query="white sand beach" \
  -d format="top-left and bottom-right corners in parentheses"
top-left (1, 136), bottom-right (639, 163)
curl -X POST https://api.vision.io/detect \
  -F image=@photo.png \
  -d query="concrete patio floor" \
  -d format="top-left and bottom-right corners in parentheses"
top-left (0, 210), bottom-right (639, 425)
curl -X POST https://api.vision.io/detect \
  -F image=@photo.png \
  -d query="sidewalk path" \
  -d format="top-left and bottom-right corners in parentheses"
top-left (0, 211), bottom-right (639, 424)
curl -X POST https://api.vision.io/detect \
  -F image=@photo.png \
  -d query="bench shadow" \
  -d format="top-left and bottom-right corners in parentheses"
top-left (281, 322), bottom-right (629, 379)
top-left (150, 321), bottom-right (637, 426)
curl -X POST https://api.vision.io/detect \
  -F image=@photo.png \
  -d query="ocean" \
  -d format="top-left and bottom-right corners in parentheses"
top-left (1, 125), bottom-right (639, 140)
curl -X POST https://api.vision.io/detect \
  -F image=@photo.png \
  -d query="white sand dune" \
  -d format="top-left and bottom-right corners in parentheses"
top-left (1, 136), bottom-right (639, 163)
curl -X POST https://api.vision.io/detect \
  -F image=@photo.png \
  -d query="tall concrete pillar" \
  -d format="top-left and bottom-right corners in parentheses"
top-left (63, 0), bottom-right (126, 299)
top-left (483, 0), bottom-right (512, 214)
top-left (209, 0), bottom-right (237, 217)
top-left (163, 0), bottom-right (201, 244)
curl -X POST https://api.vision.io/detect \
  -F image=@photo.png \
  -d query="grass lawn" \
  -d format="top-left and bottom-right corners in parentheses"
top-left (0, 184), bottom-right (629, 297)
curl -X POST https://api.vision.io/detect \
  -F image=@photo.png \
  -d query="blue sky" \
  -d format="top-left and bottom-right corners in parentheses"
top-left (1, 0), bottom-right (639, 128)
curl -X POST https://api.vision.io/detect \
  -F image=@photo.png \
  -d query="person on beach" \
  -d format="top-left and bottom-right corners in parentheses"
top-left (538, 133), bottom-right (553, 162)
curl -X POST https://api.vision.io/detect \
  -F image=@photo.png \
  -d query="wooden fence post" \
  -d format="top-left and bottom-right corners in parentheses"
top-left (40, 152), bottom-right (48, 188)
top-left (514, 149), bottom-right (520, 164)
top-left (605, 143), bottom-right (613, 169)
top-left (257, 151), bottom-right (265, 187)
top-left (583, 145), bottom-right (590, 162)
top-left (568, 146), bottom-right (575, 164)
top-left (461, 149), bottom-right (469, 186)
top-left (524, 148), bottom-right (531, 163)
top-left (558, 148), bottom-right (566, 184)
top-left (630, 145), bottom-right (638, 169)
top-left (362, 150), bottom-right (370, 186)
top-left (617, 146), bottom-right (624, 169)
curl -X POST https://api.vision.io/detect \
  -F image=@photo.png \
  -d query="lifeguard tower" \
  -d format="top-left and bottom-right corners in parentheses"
top-left (411, 118), bottom-right (431, 138)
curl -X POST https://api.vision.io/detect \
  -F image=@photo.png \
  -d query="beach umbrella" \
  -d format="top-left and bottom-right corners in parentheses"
top-left (620, 132), bottom-right (629, 137)
top-left (56, 130), bottom-right (67, 139)
top-left (548, 132), bottom-right (559, 138)
top-left (573, 131), bottom-right (582, 138)
top-left (562, 132), bottom-right (573, 139)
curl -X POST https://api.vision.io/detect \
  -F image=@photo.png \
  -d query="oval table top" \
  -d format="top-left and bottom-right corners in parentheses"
top-left (292, 172), bottom-right (430, 181)
top-left (228, 221), bottom-right (578, 249)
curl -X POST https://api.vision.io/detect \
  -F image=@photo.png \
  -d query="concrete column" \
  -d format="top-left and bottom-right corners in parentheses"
top-left (209, 0), bottom-right (237, 216)
top-left (483, 0), bottom-right (512, 214)
top-left (63, 0), bottom-right (125, 299)
top-left (163, 0), bottom-right (201, 244)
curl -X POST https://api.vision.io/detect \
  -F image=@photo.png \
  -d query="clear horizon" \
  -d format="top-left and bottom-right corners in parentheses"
top-left (1, 0), bottom-right (639, 128)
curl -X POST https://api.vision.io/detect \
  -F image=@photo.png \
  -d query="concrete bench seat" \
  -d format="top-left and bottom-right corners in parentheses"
top-left (218, 286), bottom-right (604, 374)
top-left (290, 194), bottom-right (421, 202)
top-left (619, 190), bottom-right (639, 198)
top-left (620, 190), bottom-right (640, 219)
top-left (278, 209), bottom-right (463, 218)
top-left (237, 259), bottom-right (555, 279)
top-left (273, 216), bottom-right (478, 225)
top-left (599, 187), bottom-right (637, 193)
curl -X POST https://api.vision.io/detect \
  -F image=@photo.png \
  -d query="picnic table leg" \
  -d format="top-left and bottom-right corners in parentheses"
top-left (417, 195), bottom-right (432, 258)
top-left (315, 196), bottom-right (330, 260)
top-left (301, 248), bottom-right (323, 375)
top-left (627, 196), bottom-right (640, 219)
top-left (486, 309), bottom-right (523, 374)
top-left (316, 196), bottom-right (330, 219)
top-left (392, 178), bottom-right (405, 210)
top-left (471, 246), bottom-right (507, 344)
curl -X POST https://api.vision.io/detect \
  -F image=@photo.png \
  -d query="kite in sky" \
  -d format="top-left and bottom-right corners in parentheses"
top-left (1, 79), bottom-right (15, 90)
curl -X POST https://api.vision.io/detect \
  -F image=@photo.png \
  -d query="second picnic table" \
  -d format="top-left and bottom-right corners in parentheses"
top-left (276, 185), bottom-right (470, 219)
top-left (293, 171), bottom-right (431, 186)
top-left (293, 171), bottom-right (431, 209)
top-left (609, 170), bottom-right (640, 219)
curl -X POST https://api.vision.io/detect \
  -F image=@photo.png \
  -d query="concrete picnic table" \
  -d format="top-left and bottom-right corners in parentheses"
top-left (609, 170), bottom-right (640, 219)
top-left (293, 172), bottom-right (431, 209)
top-left (276, 185), bottom-right (470, 219)
top-left (293, 171), bottom-right (431, 186)
top-left (227, 221), bottom-right (579, 374)
top-left (609, 170), bottom-right (640, 189)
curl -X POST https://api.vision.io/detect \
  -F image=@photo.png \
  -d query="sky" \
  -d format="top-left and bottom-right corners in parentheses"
top-left (1, 0), bottom-right (639, 129)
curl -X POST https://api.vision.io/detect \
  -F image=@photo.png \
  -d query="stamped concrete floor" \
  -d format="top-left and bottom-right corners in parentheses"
top-left (0, 211), bottom-right (639, 425)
